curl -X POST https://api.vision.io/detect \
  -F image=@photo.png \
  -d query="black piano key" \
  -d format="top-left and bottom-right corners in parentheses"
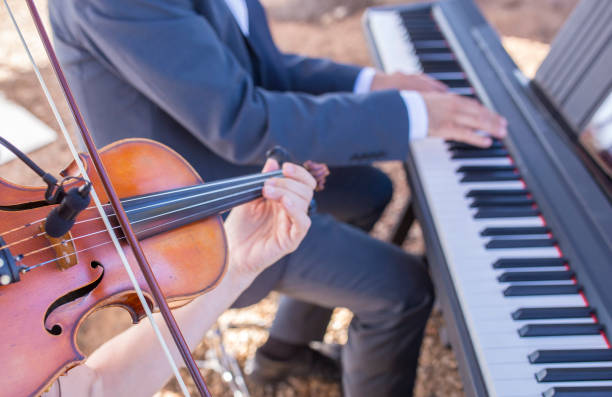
top-left (406, 31), bottom-right (445, 41)
top-left (399, 8), bottom-right (433, 16)
top-left (486, 238), bottom-right (556, 249)
top-left (529, 349), bottom-right (612, 364)
top-left (504, 284), bottom-right (580, 297)
top-left (440, 79), bottom-right (471, 88)
top-left (513, 307), bottom-right (592, 320)
top-left (399, 18), bottom-right (435, 26)
top-left (481, 226), bottom-right (549, 236)
top-left (402, 22), bottom-right (440, 32)
top-left (400, 14), bottom-right (435, 22)
top-left (498, 270), bottom-right (574, 282)
top-left (420, 61), bottom-right (462, 73)
top-left (427, 71), bottom-right (465, 80)
top-left (536, 367), bottom-right (612, 382)
top-left (404, 28), bottom-right (441, 36)
top-left (449, 141), bottom-right (505, 151)
top-left (446, 138), bottom-right (505, 150)
top-left (543, 386), bottom-right (612, 397)
top-left (400, 12), bottom-right (434, 20)
top-left (467, 189), bottom-right (529, 197)
top-left (518, 323), bottom-right (602, 337)
top-left (402, 24), bottom-right (439, 31)
top-left (417, 53), bottom-right (455, 62)
top-left (448, 138), bottom-right (503, 147)
top-left (451, 148), bottom-right (509, 159)
top-left (415, 46), bottom-right (451, 55)
top-left (493, 257), bottom-right (567, 268)
top-left (400, 13), bottom-right (434, 20)
top-left (457, 164), bottom-right (515, 172)
top-left (461, 171), bottom-right (521, 182)
top-left (471, 197), bottom-right (535, 207)
top-left (413, 40), bottom-right (448, 50)
top-left (475, 207), bottom-right (540, 219)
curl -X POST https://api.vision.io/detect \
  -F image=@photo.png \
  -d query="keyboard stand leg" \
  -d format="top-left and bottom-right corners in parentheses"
top-left (391, 200), bottom-right (416, 246)
top-left (392, 161), bottom-right (417, 246)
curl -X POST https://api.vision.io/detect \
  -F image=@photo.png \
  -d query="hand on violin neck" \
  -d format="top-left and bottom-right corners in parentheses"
top-left (224, 159), bottom-right (315, 281)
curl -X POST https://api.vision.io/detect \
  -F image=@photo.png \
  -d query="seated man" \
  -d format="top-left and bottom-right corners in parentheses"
top-left (42, 159), bottom-right (316, 396)
top-left (48, 0), bottom-right (507, 395)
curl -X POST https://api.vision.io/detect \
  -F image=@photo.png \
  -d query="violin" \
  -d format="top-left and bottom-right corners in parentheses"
top-left (0, 138), bottom-right (328, 397)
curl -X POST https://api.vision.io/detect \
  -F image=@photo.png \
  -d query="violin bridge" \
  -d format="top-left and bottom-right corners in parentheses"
top-left (40, 224), bottom-right (77, 270)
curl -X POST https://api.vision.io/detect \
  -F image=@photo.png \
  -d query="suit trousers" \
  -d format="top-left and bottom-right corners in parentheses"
top-left (234, 166), bottom-right (434, 397)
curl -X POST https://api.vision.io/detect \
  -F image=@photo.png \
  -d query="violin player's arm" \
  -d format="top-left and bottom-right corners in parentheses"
top-left (42, 160), bottom-right (314, 397)
top-left (41, 261), bottom-right (254, 397)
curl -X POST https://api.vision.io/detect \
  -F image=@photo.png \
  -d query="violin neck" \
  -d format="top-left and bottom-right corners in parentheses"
top-left (115, 170), bottom-right (282, 240)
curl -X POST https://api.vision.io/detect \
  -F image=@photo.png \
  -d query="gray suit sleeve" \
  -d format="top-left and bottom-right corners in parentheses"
top-left (282, 54), bottom-right (362, 94)
top-left (72, 0), bottom-right (410, 165)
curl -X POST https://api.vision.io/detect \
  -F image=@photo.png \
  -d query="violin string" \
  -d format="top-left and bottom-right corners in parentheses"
top-left (3, 2), bottom-right (192, 395)
top-left (0, 216), bottom-right (47, 238)
top-left (21, 189), bottom-right (263, 273)
top-left (0, 173), bottom-right (276, 252)
top-left (0, 170), bottom-right (281, 248)
top-left (19, 185), bottom-right (264, 261)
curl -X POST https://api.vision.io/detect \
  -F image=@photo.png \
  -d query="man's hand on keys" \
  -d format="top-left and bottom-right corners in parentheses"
top-left (422, 92), bottom-right (507, 147)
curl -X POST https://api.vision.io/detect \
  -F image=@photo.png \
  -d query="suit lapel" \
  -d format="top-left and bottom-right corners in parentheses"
top-left (242, 0), bottom-right (288, 90)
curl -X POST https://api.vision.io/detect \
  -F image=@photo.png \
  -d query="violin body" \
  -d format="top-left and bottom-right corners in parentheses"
top-left (0, 139), bottom-right (227, 396)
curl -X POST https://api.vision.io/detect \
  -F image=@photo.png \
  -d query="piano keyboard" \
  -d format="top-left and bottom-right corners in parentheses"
top-left (366, 5), bottom-right (612, 397)
top-left (367, 7), bottom-right (476, 98)
top-left (413, 136), bottom-right (612, 397)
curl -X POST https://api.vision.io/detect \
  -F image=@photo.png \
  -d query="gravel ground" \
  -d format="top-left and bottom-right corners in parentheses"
top-left (0, 0), bottom-right (575, 396)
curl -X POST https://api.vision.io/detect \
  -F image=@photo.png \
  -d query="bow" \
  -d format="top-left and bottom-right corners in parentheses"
top-left (3, 1), bottom-right (211, 395)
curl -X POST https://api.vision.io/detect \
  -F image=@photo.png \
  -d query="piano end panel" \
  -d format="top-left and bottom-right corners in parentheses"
top-left (404, 154), bottom-right (490, 397)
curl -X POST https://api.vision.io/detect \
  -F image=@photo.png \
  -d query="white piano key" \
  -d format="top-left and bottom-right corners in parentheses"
top-left (486, 234), bottom-right (552, 240)
top-left (496, 379), bottom-right (612, 397)
top-left (472, 217), bottom-right (546, 228)
top-left (499, 267), bottom-right (569, 273)
top-left (367, 11), bottom-right (421, 73)
top-left (490, 361), bottom-right (612, 380)
top-left (460, 181), bottom-right (527, 190)
top-left (483, 344), bottom-right (610, 364)
top-left (475, 317), bottom-right (595, 326)
top-left (478, 333), bottom-right (605, 349)
top-left (469, 295), bottom-right (587, 309)
top-left (452, 157), bottom-right (514, 166)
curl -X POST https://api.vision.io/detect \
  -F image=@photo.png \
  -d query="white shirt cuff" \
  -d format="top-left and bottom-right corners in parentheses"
top-left (353, 67), bottom-right (377, 94)
top-left (400, 91), bottom-right (428, 141)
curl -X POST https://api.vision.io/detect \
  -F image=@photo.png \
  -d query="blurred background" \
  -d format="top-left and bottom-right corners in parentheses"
top-left (0, 0), bottom-right (578, 396)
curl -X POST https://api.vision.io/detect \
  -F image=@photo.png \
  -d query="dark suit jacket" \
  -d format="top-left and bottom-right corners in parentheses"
top-left (49, 0), bottom-right (411, 182)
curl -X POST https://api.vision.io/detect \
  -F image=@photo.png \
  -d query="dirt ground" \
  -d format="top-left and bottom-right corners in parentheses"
top-left (0, 0), bottom-right (577, 396)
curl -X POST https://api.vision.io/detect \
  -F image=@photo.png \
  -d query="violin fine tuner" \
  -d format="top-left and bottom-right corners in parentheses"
top-left (0, 237), bottom-right (20, 286)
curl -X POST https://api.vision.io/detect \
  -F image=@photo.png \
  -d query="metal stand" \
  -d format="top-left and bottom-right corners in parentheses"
top-left (197, 323), bottom-right (256, 397)
top-left (391, 162), bottom-right (417, 246)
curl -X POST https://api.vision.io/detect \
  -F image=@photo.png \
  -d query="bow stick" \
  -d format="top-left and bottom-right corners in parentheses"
top-left (5, 0), bottom-right (213, 395)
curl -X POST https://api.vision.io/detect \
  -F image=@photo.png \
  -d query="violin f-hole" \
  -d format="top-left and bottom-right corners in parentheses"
top-left (44, 262), bottom-right (105, 336)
